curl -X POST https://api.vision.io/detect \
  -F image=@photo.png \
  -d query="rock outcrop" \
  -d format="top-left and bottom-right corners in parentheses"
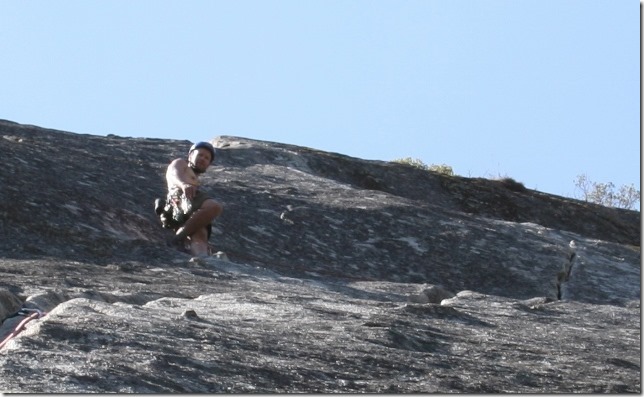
top-left (0, 120), bottom-right (640, 393)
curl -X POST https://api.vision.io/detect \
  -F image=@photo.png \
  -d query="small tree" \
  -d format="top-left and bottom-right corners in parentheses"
top-left (574, 174), bottom-right (640, 211)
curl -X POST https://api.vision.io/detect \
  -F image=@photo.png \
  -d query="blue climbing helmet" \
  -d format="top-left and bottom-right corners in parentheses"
top-left (189, 141), bottom-right (216, 164)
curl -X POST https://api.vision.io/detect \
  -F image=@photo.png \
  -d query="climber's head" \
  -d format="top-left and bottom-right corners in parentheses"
top-left (188, 141), bottom-right (216, 174)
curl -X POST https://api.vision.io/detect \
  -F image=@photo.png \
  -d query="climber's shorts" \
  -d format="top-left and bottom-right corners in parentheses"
top-left (189, 190), bottom-right (210, 214)
top-left (186, 190), bottom-right (213, 240)
top-left (164, 189), bottom-right (214, 239)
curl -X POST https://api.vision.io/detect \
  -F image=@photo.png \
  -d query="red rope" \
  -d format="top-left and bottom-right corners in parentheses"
top-left (0, 311), bottom-right (44, 350)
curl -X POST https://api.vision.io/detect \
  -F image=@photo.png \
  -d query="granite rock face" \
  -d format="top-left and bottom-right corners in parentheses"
top-left (0, 120), bottom-right (640, 393)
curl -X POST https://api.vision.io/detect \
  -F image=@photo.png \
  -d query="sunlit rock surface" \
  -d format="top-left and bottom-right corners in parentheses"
top-left (0, 120), bottom-right (640, 393)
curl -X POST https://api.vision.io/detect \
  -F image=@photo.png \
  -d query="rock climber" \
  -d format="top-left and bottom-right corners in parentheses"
top-left (155, 141), bottom-right (223, 257)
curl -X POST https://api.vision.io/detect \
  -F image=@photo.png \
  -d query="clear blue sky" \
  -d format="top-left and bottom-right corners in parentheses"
top-left (1, 0), bottom-right (640, 200)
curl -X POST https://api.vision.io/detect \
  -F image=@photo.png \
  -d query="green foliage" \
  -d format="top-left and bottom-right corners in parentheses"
top-left (393, 157), bottom-right (430, 170)
top-left (574, 174), bottom-right (640, 211)
top-left (392, 157), bottom-right (454, 176)
top-left (428, 164), bottom-right (455, 176)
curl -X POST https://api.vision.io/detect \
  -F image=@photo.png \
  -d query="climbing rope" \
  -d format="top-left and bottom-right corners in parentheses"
top-left (0, 309), bottom-right (46, 350)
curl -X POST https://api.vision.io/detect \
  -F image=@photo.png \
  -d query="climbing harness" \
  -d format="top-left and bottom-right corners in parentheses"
top-left (0, 309), bottom-right (47, 349)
